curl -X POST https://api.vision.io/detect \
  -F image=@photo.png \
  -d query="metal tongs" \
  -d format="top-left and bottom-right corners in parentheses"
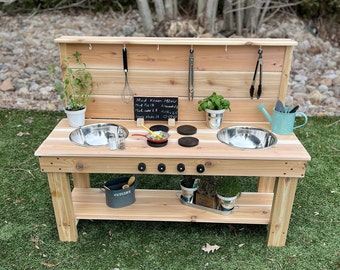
top-left (249, 48), bottom-right (263, 99)
top-left (188, 47), bottom-right (194, 100)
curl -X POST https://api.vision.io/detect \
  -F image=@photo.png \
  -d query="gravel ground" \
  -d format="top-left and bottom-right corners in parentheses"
top-left (0, 10), bottom-right (339, 116)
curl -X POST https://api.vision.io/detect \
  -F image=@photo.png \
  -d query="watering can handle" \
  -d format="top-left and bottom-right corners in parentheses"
top-left (293, 112), bottom-right (308, 129)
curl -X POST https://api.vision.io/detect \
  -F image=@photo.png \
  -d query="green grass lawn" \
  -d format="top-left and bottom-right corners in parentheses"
top-left (0, 110), bottom-right (339, 270)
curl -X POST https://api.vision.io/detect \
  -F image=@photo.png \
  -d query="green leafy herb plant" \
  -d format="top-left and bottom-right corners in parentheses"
top-left (49, 51), bottom-right (93, 111)
top-left (180, 176), bottom-right (196, 188)
top-left (198, 92), bottom-right (231, 112)
top-left (215, 176), bottom-right (241, 198)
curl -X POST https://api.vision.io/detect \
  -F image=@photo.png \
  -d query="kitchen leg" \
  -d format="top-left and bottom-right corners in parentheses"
top-left (47, 172), bottom-right (78, 241)
top-left (267, 177), bottom-right (298, 246)
top-left (72, 173), bottom-right (90, 188)
top-left (257, 176), bottom-right (276, 193)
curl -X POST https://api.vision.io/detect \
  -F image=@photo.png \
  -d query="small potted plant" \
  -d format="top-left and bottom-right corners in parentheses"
top-left (180, 176), bottom-right (199, 204)
top-left (196, 176), bottom-right (217, 209)
top-left (49, 51), bottom-right (93, 127)
top-left (215, 176), bottom-right (241, 212)
top-left (198, 92), bottom-right (231, 129)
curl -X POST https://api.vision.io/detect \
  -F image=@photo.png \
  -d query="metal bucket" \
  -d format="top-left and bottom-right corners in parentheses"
top-left (104, 176), bottom-right (137, 208)
top-left (205, 109), bottom-right (225, 129)
top-left (217, 193), bottom-right (239, 211)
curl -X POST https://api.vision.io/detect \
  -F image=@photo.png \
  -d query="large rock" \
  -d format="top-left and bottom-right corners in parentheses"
top-left (0, 78), bottom-right (14, 91)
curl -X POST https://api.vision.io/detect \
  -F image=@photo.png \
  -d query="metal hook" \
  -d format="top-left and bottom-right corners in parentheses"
top-left (88, 43), bottom-right (92, 50)
top-left (225, 45), bottom-right (228, 52)
top-left (157, 44), bottom-right (160, 51)
top-left (123, 43), bottom-right (126, 50)
top-left (190, 44), bottom-right (194, 52)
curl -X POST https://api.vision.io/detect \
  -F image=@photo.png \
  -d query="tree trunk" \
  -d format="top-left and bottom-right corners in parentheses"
top-left (205, 0), bottom-right (218, 33)
top-left (164, 0), bottom-right (178, 19)
top-left (236, 0), bottom-right (243, 35)
top-left (136, 0), bottom-right (154, 36)
top-left (244, 0), bottom-right (260, 35)
top-left (197, 0), bottom-right (207, 25)
top-left (154, 0), bottom-right (165, 22)
top-left (222, 0), bottom-right (234, 34)
top-left (257, 0), bottom-right (271, 30)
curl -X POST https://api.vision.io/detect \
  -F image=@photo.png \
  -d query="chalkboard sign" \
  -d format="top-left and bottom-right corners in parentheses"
top-left (134, 97), bottom-right (178, 121)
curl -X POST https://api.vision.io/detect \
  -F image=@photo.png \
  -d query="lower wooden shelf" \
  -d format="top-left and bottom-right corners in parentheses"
top-left (72, 188), bottom-right (273, 225)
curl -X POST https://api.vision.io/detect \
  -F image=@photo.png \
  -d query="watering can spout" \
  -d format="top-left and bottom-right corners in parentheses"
top-left (257, 103), bottom-right (272, 123)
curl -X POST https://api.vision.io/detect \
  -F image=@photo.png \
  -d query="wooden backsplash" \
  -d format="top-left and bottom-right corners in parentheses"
top-left (55, 37), bottom-right (297, 122)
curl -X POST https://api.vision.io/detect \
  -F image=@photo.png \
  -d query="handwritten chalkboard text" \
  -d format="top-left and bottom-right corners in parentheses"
top-left (134, 97), bottom-right (178, 121)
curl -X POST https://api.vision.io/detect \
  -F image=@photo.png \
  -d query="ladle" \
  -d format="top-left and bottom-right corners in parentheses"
top-left (122, 176), bottom-right (136, 189)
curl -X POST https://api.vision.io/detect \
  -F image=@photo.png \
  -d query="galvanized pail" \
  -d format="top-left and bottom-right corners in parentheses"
top-left (104, 176), bottom-right (137, 208)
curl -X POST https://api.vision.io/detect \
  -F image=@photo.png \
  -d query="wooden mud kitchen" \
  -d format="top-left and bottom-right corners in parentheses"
top-left (35, 37), bottom-right (311, 247)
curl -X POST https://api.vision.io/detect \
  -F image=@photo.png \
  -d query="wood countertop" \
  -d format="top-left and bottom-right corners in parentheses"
top-left (35, 119), bottom-right (311, 162)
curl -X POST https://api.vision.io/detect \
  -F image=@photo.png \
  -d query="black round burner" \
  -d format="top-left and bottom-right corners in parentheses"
top-left (177, 125), bottom-right (197, 135)
top-left (147, 140), bottom-right (168, 147)
top-left (178, 137), bottom-right (199, 147)
top-left (150, 125), bottom-right (169, 132)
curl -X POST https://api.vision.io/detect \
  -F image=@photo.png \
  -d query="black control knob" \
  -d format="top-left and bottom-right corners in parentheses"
top-left (177, 163), bottom-right (185, 172)
top-left (196, 164), bottom-right (205, 173)
top-left (138, 162), bottom-right (146, 172)
top-left (158, 163), bottom-right (166, 172)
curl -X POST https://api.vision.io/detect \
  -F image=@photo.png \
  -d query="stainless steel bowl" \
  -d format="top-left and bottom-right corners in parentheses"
top-left (217, 126), bottom-right (277, 149)
top-left (69, 123), bottom-right (129, 147)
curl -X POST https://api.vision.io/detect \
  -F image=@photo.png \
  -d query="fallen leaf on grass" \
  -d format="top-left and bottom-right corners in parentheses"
top-left (24, 117), bottom-right (34, 124)
top-left (41, 262), bottom-right (61, 267)
top-left (13, 199), bottom-right (25, 205)
top-left (238, 243), bottom-right (245, 248)
top-left (17, 131), bottom-right (30, 137)
top-left (202, 243), bottom-right (220, 253)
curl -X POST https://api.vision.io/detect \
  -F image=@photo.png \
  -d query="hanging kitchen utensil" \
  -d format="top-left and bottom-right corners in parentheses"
top-left (249, 48), bottom-right (263, 99)
top-left (121, 46), bottom-right (133, 103)
top-left (257, 49), bottom-right (263, 99)
top-left (188, 47), bottom-right (194, 101)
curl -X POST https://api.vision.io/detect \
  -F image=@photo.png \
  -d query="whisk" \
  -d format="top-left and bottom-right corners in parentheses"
top-left (121, 47), bottom-right (133, 103)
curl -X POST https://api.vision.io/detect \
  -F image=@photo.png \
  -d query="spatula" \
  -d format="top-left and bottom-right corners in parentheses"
top-left (274, 100), bottom-right (285, 113)
top-left (141, 125), bottom-right (163, 140)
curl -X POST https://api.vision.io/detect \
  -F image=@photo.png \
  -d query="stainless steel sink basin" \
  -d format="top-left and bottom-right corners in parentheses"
top-left (217, 126), bottom-right (277, 149)
top-left (69, 123), bottom-right (129, 147)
